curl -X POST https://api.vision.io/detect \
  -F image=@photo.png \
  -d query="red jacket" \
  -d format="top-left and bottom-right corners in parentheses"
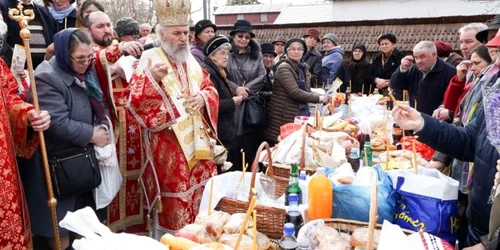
top-left (443, 75), bottom-right (472, 116)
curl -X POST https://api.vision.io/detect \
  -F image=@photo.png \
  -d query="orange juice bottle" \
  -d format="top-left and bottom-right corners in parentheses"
top-left (307, 167), bottom-right (333, 220)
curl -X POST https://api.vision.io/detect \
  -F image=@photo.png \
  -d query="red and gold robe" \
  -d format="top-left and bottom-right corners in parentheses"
top-left (0, 59), bottom-right (36, 250)
top-left (126, 48), bottom-right (218, 237)
top-left (93, 43), bottom-right (145, 232)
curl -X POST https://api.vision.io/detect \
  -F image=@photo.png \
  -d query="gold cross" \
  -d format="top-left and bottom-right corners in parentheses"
top-left (8, 3), bottom-right (35, 40)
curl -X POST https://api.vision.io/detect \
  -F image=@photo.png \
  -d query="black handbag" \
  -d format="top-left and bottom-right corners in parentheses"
top-left (244, 95), bottom-right (267, 127)
top-left (48, 146), bottom-right (102, 197)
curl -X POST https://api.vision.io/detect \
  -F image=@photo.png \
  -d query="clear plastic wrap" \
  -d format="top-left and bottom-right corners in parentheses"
top-left (223, 213), bottom-right (252, 234)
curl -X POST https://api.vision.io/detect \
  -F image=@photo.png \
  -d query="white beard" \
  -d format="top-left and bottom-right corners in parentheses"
top-left (0, 20), bottom-right (7, 39)
top-left (161, 41), bottom-right (190, 64)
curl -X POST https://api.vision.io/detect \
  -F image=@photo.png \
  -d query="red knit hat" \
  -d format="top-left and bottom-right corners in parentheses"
top-left (434, 41), bottom-right (453, 57)
top-left (486, 29), bottom-right (500, 48)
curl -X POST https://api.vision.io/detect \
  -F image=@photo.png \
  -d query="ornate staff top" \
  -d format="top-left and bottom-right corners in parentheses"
top-left (8, 3), bottom-right (35, 40)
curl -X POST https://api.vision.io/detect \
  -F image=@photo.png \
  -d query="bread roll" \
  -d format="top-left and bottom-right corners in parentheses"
top-left (350, 228), bottom-right (381, 249)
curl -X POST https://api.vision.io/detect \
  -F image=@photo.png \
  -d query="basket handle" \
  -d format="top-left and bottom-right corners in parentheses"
top-left (249, 142), bottom-right (272, 201)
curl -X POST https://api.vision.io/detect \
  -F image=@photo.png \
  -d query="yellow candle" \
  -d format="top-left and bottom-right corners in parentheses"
top-left (252, 210), bottom-right (257, 250)
top-left (235, 189), bottom-right (257, 250)
top-left (413, 136), bottom-right (419, 174)
top-left (208, 173), bottom-right (215, 216)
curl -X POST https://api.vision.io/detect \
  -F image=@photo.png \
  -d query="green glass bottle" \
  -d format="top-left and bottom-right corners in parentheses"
top-left (364, 141), bottom-right (373, 167)
top-left (285, 164), bottom-right (302, 205)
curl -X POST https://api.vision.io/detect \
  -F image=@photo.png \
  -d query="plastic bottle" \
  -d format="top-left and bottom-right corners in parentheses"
top-left (286, 194), bottom-right (303, 236)
top-left (278, 223), bottom-right (299, 250)
top-left (357, 120), bottom-right (371, 152)
top-left (345, 87), bottom-right (351, 104)
top-left (298, 170), bottom-right (309, 204)
top-left (348, 147), bottom-right (360, 172)
top-left (285, 164), bottom-right (302, 205)
top-left (307, 167), bottom-right (333, 220)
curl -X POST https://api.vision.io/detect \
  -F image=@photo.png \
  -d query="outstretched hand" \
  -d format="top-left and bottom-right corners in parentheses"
top-left (392, 104), bottom-right (424, 131)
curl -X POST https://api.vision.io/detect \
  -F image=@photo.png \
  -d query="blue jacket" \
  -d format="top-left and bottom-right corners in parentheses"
top-left (390, 58), bottom-right (456, 115)
top-left (417, 109), bottom-right (499, 237)
top-left (320, 47), bottom-right (344, 86)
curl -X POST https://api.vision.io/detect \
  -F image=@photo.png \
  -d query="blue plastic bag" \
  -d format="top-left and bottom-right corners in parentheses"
top-left (327, 165), bottom-right (396, 224)
top-left (389, 168), bottom-right (459, 244)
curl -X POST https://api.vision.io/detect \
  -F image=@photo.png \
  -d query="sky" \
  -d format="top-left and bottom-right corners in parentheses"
top-left (190, 0), bottom-right (320, 23)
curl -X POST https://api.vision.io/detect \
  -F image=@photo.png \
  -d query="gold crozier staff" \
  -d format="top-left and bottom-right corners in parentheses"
top-left (8, 3), bottom-right (62, 250)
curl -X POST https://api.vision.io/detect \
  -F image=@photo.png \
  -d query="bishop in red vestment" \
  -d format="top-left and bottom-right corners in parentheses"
top-left (0, 59), bottom-right (51, 249)
top-left (126, 6), bottom-right (219, 236)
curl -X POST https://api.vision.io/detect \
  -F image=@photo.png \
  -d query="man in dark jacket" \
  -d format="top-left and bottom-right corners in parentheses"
top-left (0, 0), bottom-right (57, 69)
top-left (390, 41), bottom-right (456, 115)
top-left (392, 102), bottom-right (499, 248)
top-left (302, 28), bottom-right (322, 88)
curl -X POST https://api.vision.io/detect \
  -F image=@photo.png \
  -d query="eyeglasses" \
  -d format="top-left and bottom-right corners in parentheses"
top-left (70, 54), bottom-right (95, 65)
top-left (236, 34), bottom-right (251, 40)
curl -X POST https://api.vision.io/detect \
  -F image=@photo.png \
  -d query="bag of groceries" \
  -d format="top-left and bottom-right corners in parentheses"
top-left (388, 168), bottom-right (459, 244)
top-left (328, 165), bottom-right (396, 224)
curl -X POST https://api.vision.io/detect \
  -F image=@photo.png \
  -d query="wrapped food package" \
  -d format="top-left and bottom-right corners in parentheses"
top-left (223, 213), bottom-right (252, 234)
top-left (204, 211), bottom-right (231, 239)
top-left (218, 234), bottom-right (253, 250)
top-left (350, 228), bottom-right (381, 249)
top-left (315, 226), bottom-right (351, 250)
top-left (175, 224), bottom-right (215, 244)
top-left (244, 229), bottom-right (272, 250)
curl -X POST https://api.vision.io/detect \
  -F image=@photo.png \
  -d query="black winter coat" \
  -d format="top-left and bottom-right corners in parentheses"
top-left (203, 57), bottom-right (236, 147)
top-left (302, 48), bottom-right (322, 88)
top-left (345, 59), bottom-right (372, 95)
top-left (417, 109), bottom-right (499, 242)
top-left (370, 49), bottom-right (405, 91)
top-left (390, 58), bottom-right (456, 115)
top-left (54, 8), bottom-right (78, 32)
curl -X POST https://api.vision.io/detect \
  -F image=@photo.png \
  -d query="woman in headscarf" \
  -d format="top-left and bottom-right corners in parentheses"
top-left (49, 0), bottom-right (77, 32)
top-left (20, 28), bottom-right (109, 249)
top-left (265, 38), bottom-right (330, 145)
top-left (202, 35), bottom-right (243, 171)
top-left (345, 44), bottom-right (372, 95)
top-left (320, 33), bottom-right (344, 88)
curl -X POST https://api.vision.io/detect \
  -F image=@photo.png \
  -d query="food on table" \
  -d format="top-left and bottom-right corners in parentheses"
top-left (175, 224), bottom-right (215, 244)
top-left (189, 242), bottom-right (232, 250)
top-left (160, 233), bottom-right (200, 250)
top-left (244, 229), bottom-right (272, 250)
top-left (350, 228), bottom-right (381, 249)
top-left (218, 233), bottom-right (253, 250)
top-left (223, 213), bottom-right (252, 234)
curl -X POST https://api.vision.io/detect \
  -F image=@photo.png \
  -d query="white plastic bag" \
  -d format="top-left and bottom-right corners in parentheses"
top-left (93, 117), bottom-right (122, 209)
top-left (60, 207), bottom-right (165, 250)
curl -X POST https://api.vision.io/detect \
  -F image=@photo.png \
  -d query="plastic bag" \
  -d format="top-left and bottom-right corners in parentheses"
top-left (60, 207), bottom-right (165, 250)
top-left (388, 168), bottom-right (459, 244)
top-left (93, 117), bottom-right (122, 209)
top-left (328, 165), bottom-right (396, 223)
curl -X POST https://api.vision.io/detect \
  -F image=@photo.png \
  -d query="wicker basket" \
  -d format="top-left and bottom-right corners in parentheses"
top-left (215, 142), bottom-right (287, 240)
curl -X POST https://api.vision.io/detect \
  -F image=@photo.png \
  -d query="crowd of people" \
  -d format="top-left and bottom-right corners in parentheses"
top-left (0, 0), bottom-right (499, 249)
